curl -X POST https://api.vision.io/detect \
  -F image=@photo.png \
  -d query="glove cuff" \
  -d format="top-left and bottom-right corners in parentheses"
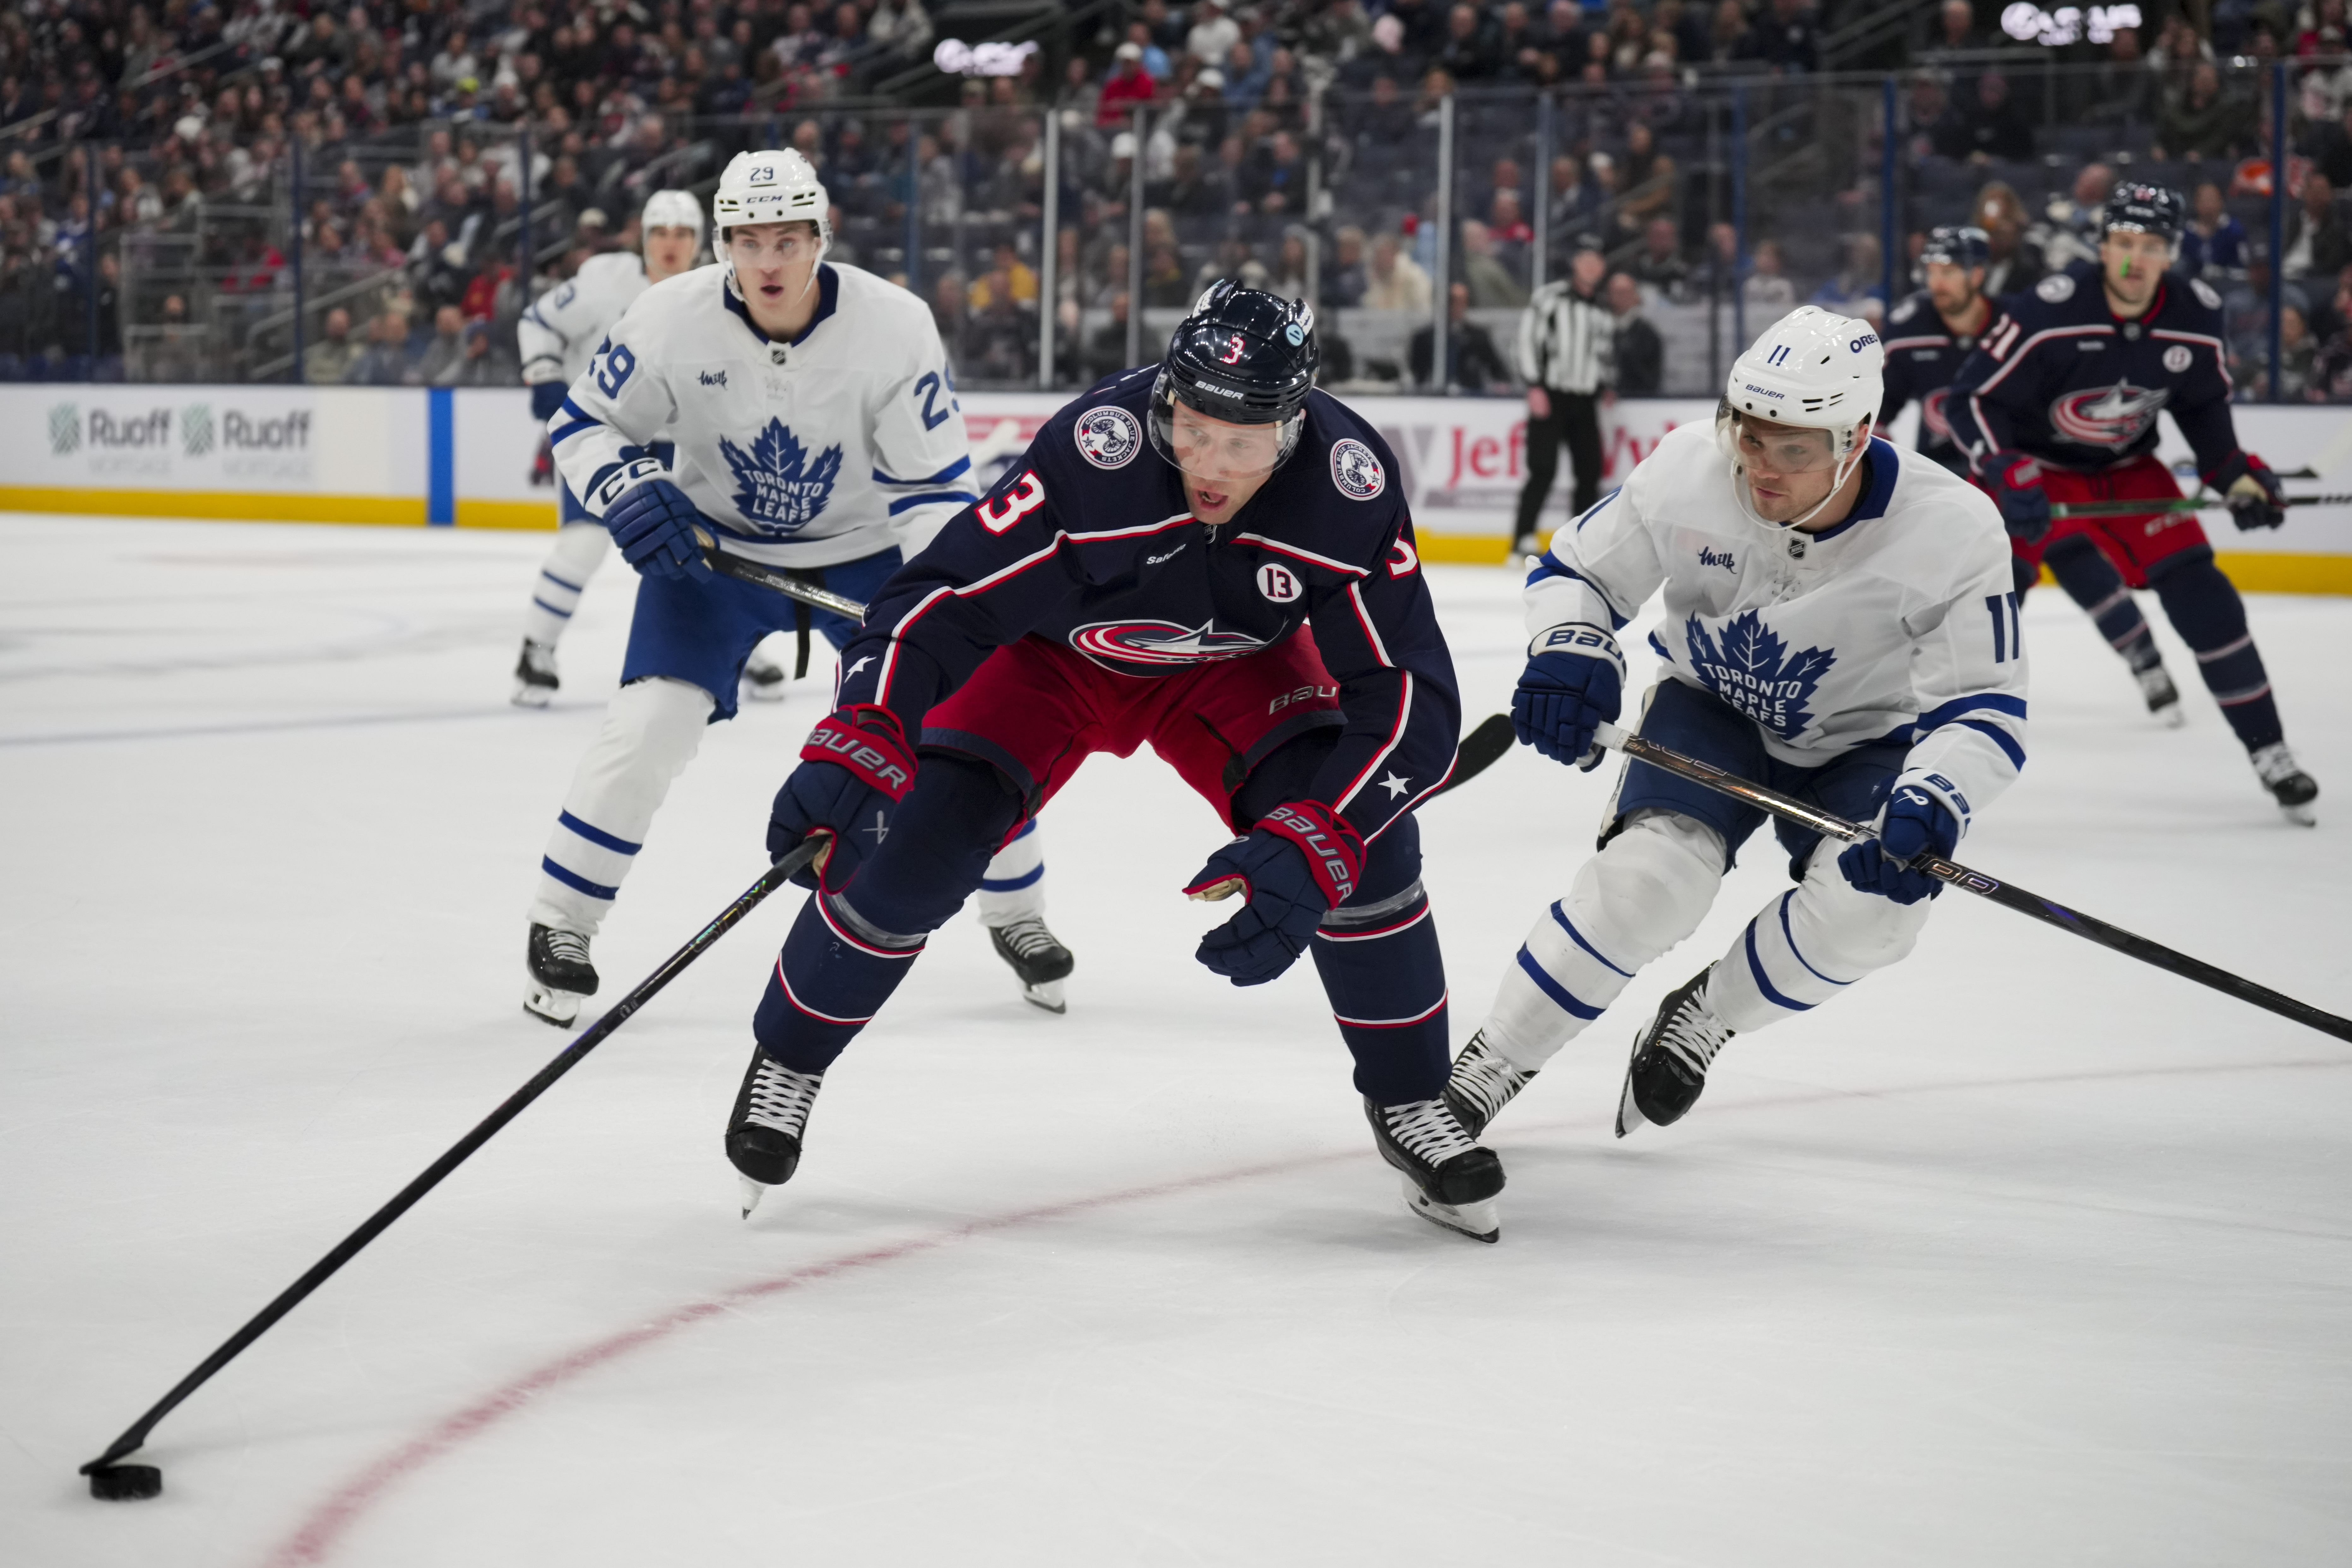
top-left (801, 704), bottom-right (918, 802)
top-left (1527, 620), bottom-right (1626, 681)
top-left (1888, 769), bottom-right (1968, 846)
top-left (1995, 452), bottom-right (2042, 490)
top-left (1253, 801), bottom-right (1365, 909)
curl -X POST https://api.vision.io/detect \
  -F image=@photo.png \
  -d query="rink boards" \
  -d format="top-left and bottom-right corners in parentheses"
top-left (2, 383), bottom-right (2348, 591)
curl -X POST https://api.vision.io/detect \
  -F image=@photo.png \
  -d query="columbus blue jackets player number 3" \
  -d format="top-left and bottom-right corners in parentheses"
top-left (726, 284), bottom-right (1510, 1241)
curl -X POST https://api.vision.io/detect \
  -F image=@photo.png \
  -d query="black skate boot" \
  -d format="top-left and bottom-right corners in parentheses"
top-left (1364, 1096), bottom-right (1505, 1243)
top-left (1616, 971), bottom-right (1735, 1137)
top-left (1442, 1029), bottom-right (1540, 1139)
top-left (2251, 742), bottom-right (2318, 827)
top-left (2135, 664), bottom-right (2185, 728)
top-left (726, 1048), bottom-right (825, 1216)
top-left (988, 915), bottom-right (1075, 1013)
top-left (524, 924), bottom-right (598, 1026)
top-left (742, 651), bottom-right (789, 702)
top-left (513, 639), bottom-right (559, 708)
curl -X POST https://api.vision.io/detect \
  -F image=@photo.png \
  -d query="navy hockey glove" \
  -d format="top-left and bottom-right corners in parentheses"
top-left (529, 381), bottom-right (569, 422)
top-left (1837, 785), bottom-right (1960, 906)
top-left (607, 478), bottom-right (715, 580)
top-left (1513, 622), bottom-right (1625, 770)
top-left (2209, 450), bottom-right (2286, 532)
top-left (1985, 453), bottom-right (2052, 544)
top-left (1185, 802), bottom-right (1364, 986)
top-left (768, 704), bottom-right (919, 891)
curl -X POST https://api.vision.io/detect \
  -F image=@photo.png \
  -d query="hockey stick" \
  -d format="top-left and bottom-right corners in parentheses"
top-left (2051, 492), bottom-right (2352, 518)
top-left (1588, 720), bottom-right (2352, 1045)
top-left (1432, 713), bottom-right (1516, 796)
top-left (77, 840), bottom-right (825, 1502)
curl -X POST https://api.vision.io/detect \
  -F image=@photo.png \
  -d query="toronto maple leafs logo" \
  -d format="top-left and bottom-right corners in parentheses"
top-left (717, 418), bottom-right (843, 537)
top-left (1684, 610), bottom-right (1835, 739)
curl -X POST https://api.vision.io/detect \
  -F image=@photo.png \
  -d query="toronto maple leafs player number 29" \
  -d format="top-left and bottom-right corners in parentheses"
top-left (523, 151), bottom-right (1065, 1025)
top-left (1444, 306), bottom-right (2030, 1144)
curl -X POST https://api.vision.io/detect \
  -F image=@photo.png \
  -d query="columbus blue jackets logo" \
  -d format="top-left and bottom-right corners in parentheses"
top-left (1330, 438), bottom-right (1384, 500)
top-left (2048, 381), bottom-right (2168, 449)
top-left (1921, 387), bottom-right (1954, 442)
top-left (718, 418), bottom-right (843, 536)
top-left (1685, 610), bottom-right (1834, 739)
top-left (1067, 618), bottom-right (1271, 669)
top-left (1073, 404), bottom-right (1142, 469)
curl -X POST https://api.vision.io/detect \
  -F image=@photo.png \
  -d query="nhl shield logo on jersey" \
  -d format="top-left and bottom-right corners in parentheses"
top-left (1329, 438), bottom-right (1385, 500)
top-left (718, 418), bottom-right (844, 536)
top-left (1684, 610), bottom-right (1834, 740)
top-left (2048, 381), bottom-right (2169, 449)
top-left (1073, 405), bottom-right (1143, 470)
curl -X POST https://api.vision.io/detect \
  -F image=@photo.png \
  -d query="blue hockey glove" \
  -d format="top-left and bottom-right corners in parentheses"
top-left (1512, 622), bottom-right (1624, 770)
top-left (2209, 450), bottom-right (2286, 532)
top-left (1986, 453), bottom-right (2052, 544)
top-left (1838, 785), bottom-right (1960, 905)
top-left (607, 478), bottom-right (715, 580)
top-left (1184, 801), bottom-right (1364, 986)
top-left (767, 705), bottom-right (919, 891)
top-left (529, 381), bottom-right (569, 422)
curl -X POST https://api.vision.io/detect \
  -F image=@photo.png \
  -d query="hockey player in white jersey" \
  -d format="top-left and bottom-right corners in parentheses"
top-left (526, 151), bottom-right (1070, 1023)
top-left (1443, 307), bottom-right (2029, 1138)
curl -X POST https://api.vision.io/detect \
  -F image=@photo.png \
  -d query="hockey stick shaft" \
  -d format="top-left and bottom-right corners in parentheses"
top-left (2051, 492), bottom-right (2352, 518)
top-left (692, 530), bottom-right (871, 621)
top-left (1589, 722), bottom-right (2352, 1044)
top-left (78, 840), bottom-right (822, 1477)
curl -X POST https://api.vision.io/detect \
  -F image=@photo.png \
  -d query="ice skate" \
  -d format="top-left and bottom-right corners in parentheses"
top-left (1616, 971), bottom-right (1735, 1137)
top-left (988, 915), bottom-right (1074, 1013)
top-left (742, 651), bottom-right (789, 702)
top-left (513, 639), bottom-right (559, 707)
top-left (1442, 1029), bottom-right (1539, 1139)
top-left (1364, 1096), bottom-right (1504, 1243)
top-left (2251, 742), bottom-right (2319, 826)
top-left (1511, 531), bottom-right (1542, 559)
top-left (524, 924), bottom-right (598, 1026)
top-left (726, 1049), bottom-right (825, 1215)
top-left (2136, 664), bottom-right (2185, 728)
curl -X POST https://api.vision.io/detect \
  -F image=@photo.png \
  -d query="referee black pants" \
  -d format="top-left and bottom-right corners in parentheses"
top-left (1515, 391), bottom-right (1604, 542)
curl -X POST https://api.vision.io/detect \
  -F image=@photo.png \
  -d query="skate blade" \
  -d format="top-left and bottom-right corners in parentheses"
top-left (512, 684), bottom-right (555, 709)
top-left (2280, 801), bottom-right (2318, 827)
top-left (741, 678), bottom-right (788, 703)
top-left (1614, 1072), bottom-right (1648, 1138)
top-left (1399, 1175), bottom-right (1498, 1243)
top-left (1020, 979), bottom-right (1067, 1014)
top-left (2154, 703), bottom-right (2186, 728)
top-left (739, 1175), bottom-right (770, 1218)
top-left (523, 983), bottom-right (583, 1027)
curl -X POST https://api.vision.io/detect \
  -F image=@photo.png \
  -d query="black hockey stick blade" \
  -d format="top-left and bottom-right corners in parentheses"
top-left (1434, 713), bottom-right (1516, 797)
top-left (2051, 492), bottom-right (2352, 518)
top-left (77, 840), bottom-right (823, 1499)
top-left (694, 529), bottom-right (870, 621)
top-left (1590, 723), bottom-right (2352, 1045)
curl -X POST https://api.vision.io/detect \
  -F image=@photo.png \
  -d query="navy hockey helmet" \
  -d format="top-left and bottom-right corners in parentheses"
top-left (1148, 280), bottom-right (1320, 476)
top-left (1919, 224), bottom-right (1990, 270)
top-left (2100, 182), bottom-right (2186, 247)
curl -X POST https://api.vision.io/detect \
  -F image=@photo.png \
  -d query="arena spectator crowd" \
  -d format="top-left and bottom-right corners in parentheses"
top-left (0, 0), bottom-right (2349, 401)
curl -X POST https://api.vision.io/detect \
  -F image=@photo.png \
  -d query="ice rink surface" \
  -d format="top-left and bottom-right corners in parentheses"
top-left (4, 513), bottom-right (2349, 1566)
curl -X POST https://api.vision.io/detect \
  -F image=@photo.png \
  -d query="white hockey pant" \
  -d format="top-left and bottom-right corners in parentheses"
top-left (530, 676), bottom-right (713, 936)
top-left (973, 818), bottom-right (1047, 926)
top-left (1482, 809), bottom-right (1932, 1072)
top-left (521, 523), bottom-right (613, 648)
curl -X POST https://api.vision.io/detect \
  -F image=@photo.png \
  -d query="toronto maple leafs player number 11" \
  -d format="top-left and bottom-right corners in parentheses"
top-left (523, 151), bottom-right (1068, 1025)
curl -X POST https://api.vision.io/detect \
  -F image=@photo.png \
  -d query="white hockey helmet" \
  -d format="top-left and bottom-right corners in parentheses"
top-left (639, 187), bottom-right (706, 251)
top-left (1719, 306), bottom-right (1885, 530)
top-left (711, 148), bottom-right (830, 289)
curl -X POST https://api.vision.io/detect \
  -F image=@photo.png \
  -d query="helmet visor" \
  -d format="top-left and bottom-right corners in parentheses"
top-left (1164, 397), bottom-right (1292, 484)
top-left (1730, 414), bottom-right (1840, 475)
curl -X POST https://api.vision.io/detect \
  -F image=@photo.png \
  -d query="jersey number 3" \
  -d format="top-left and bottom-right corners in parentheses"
top-left (976, 471), bottom-right (1046, 533)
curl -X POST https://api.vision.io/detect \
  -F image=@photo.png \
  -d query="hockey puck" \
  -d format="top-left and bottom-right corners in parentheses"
top-left (87, 1463), bottom-right (163, 1501)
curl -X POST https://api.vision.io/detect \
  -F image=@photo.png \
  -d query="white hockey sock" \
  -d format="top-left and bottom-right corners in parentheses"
top-left (973, 818), bottom-right (1046, 927)
top-left (530, 676), bottom-right (714, 935)
top-left (1704, 844), bottom-right (1933, 1033)
top-left (522, 523), bottom-right (614, 648)
top-left (1484, 810), bottom-right (1724, 1072)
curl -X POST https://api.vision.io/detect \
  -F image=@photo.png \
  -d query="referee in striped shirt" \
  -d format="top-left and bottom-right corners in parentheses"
top-left (1513, 242), bottom-right (1616, 554)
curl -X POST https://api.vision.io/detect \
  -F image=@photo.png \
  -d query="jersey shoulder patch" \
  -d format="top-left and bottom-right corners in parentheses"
top-left (2190, 277), bottom-right (2222, 310)
top-left (1072, 403), bottom-right (1143, 470)
top-left (1329, 437), bottom-right (1385, 501)
top-left (2035, 273), bottom-right (2076, 303)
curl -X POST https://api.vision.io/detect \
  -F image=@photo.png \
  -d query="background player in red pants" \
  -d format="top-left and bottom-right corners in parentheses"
top-left (1948, 182), bottom-right (2319, 823)
top-left (725, 284), bottom-right (1506, 1242)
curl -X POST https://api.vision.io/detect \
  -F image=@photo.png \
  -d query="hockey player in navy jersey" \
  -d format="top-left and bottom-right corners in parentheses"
top-left (1884, 223), bottom-right (2190, 723)
top-left (1443, 307), bottom-right (2029, 1143)
top-left (528, 152), bottom-right (1072, 1025)
top-left (725, 283), bottom-right (1505, 1241)
top-left (1947, 182), bottom-right (2318, 822)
